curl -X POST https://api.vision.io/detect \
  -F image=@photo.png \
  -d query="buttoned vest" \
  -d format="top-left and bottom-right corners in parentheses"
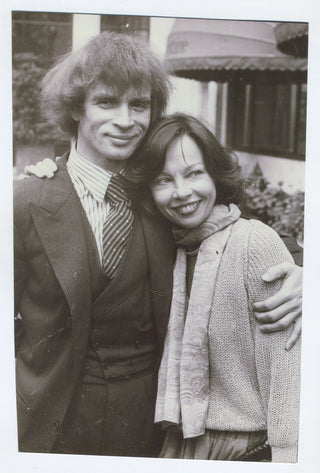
top-left (80, 210), bottom-right (158, 383)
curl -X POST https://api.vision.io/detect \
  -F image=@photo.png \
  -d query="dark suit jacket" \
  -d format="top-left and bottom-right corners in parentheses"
top-left (14, 157), bottom-right (175, 452)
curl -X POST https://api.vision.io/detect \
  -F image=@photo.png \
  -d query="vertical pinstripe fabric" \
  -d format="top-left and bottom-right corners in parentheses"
top-left (67, 144), bottom-right (116, 264)
top-left (102, 174), bottom-right (134, 278)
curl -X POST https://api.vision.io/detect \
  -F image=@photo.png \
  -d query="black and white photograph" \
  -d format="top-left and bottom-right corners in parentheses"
top-left (1, 1), bottom-right (320, 472)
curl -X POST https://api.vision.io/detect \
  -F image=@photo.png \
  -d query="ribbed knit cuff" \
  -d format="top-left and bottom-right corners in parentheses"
top-left (272, 446), bottom-right (298, 463)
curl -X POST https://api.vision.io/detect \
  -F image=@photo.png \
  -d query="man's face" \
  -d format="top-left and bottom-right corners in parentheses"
top-left (75, 83), bottom-right (152, 172)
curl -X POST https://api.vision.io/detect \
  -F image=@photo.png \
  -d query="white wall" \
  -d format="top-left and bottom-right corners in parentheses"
top-left (72, 14), bottom-right (101, 50)
top-left (237, 151), bottom-right (305, 193)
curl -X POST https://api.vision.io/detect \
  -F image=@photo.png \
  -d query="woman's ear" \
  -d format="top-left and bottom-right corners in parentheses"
top-left (71, 109), bottom-right (81, 121)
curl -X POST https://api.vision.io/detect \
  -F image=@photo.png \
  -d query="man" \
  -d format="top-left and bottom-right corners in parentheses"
top-left (14, 31), bottom-right (302, 457)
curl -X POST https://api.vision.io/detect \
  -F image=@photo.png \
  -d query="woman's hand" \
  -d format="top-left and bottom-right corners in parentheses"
top-left (253, 262), bottom-right (302, 350)
top-left (24, 158), bottom-right (58, 178)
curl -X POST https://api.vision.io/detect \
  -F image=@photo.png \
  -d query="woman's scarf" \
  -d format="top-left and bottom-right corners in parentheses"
top-left (155, 203), bottom-right (241, 438)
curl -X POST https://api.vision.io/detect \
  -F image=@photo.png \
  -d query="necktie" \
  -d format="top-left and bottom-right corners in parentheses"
top-left (102, 174), bottom-right (134, 278)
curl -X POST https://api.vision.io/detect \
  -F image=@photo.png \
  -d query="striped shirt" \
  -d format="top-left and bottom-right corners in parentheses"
top-left (67, 143), bottom-right (124, 263)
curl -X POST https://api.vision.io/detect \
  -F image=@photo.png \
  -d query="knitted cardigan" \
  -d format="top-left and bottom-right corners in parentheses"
top-left (201, 218), bottom-right (300, 463)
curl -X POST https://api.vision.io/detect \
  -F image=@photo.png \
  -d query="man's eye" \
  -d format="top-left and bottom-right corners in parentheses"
top-left (98, 97), bottom-right (118, 108)
top-left (131, 101), bottom-right (151, 111)
top-left (99, 100), bottom-right (117, 108)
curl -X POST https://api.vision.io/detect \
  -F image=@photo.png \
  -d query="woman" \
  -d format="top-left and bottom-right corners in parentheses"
top-left (131, 113), bottom-right (301, 463)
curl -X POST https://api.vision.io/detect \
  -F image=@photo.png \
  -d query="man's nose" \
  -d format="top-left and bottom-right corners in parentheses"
top-left (114, 104), bottom-right (134, 127)
top-left (172, 181), bottom-right (193, 199)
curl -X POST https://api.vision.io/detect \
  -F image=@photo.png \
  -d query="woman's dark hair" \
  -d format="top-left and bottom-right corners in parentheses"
top-left (40, 32), bottom-right (171, 138)
top-left (128, 113), bottom-right (245, 216)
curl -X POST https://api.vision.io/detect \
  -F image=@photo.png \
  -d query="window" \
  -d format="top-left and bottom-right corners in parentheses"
top-left (227, 75), bottom-right (307, 160)
top-left (100, 15), bottom-right (150, 40)
top-left (12, 11), bottom-right (72, 58)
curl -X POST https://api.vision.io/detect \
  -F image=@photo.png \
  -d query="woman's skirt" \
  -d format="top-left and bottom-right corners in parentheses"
top-left (159, 429), bottom-right (268, 461)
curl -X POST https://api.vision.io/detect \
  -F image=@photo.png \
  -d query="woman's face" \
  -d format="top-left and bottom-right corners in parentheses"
top-left (150, 135), bottom-right (217, 229)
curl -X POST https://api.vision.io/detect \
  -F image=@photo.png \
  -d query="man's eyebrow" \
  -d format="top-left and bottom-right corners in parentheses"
top-left (92, 92), bottom-right (118, 101)
top-left (130, 96), bottom-right (151, 103)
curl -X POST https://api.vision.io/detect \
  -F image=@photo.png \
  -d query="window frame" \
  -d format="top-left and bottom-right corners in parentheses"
top-left (226, 71), bottom-right (307, 161)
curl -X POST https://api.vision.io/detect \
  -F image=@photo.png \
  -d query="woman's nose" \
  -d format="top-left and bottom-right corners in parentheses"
top-left (172, 181), bottom-right (193, 199)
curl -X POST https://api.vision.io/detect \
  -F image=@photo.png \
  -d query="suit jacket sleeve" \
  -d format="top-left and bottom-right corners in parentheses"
top-left (14, 197), bottom-right (29, 353)
top-left (280, 235), bottom-right (303, 266)
top-left (13, 177), bottom-right (41, 353)
top-left (14, 222), bottom-right (28, 314)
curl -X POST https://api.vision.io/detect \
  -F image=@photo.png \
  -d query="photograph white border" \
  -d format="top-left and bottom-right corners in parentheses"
top-left (1, 1), bottom-right (320, 472)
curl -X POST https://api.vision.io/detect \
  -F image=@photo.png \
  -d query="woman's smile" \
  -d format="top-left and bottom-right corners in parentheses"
top-left (172, 200), bottom-right (202, 216)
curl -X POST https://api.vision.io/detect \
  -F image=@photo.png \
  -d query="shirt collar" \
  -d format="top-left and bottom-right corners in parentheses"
top-left (68, 143), bottom-right (114, 202)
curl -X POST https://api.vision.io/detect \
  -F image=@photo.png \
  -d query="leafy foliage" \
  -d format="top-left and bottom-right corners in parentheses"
top-left (243, 163), bottom-right (304, 243)
top-left (12, 52), bottom-right (65, 145)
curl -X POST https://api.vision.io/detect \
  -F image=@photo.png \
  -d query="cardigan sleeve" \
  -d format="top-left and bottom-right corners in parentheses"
top-left (246, 220), bottom-right (301, 463)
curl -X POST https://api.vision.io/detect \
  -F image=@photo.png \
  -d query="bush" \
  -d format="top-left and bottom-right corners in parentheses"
top-left (243, 164), bottom-right (304, 244)
top-left (12, 52), bottom-right (66, 145)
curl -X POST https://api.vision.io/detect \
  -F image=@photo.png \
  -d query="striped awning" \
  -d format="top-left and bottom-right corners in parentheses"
top-left (275, 22), bottom-right (308, 57)
top-left (164, 19), bottom-right (307, 82)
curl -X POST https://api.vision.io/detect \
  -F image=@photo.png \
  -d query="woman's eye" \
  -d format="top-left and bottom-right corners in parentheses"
top-left (154, 176), bottom-right (171, 186)
top-left (187, 169), bottom-right (204, 178)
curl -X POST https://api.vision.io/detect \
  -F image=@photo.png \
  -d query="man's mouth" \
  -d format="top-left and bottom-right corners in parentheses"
top-left (106, 134), bottom-right (140, 148)
top-left (108, 134), bottom-right (137, 141)
top-left (172, 201), bottom-right (201, 215)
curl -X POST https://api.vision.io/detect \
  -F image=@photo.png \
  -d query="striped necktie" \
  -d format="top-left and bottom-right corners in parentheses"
top-left (102, 174), bottom-right (134, 278)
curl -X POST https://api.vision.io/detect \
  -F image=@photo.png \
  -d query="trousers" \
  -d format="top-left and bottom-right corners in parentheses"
top-left (52, 368), bottom-right (163, 457)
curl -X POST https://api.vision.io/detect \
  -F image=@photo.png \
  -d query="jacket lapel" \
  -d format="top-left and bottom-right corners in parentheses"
top-left (140, 212), bottom-right (175, 348)
top-left (28, 158), bottom-right (92, 381)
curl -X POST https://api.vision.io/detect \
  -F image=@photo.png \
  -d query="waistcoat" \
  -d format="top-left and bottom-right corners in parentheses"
top-left (80, 211), bottom-right (158, 382)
